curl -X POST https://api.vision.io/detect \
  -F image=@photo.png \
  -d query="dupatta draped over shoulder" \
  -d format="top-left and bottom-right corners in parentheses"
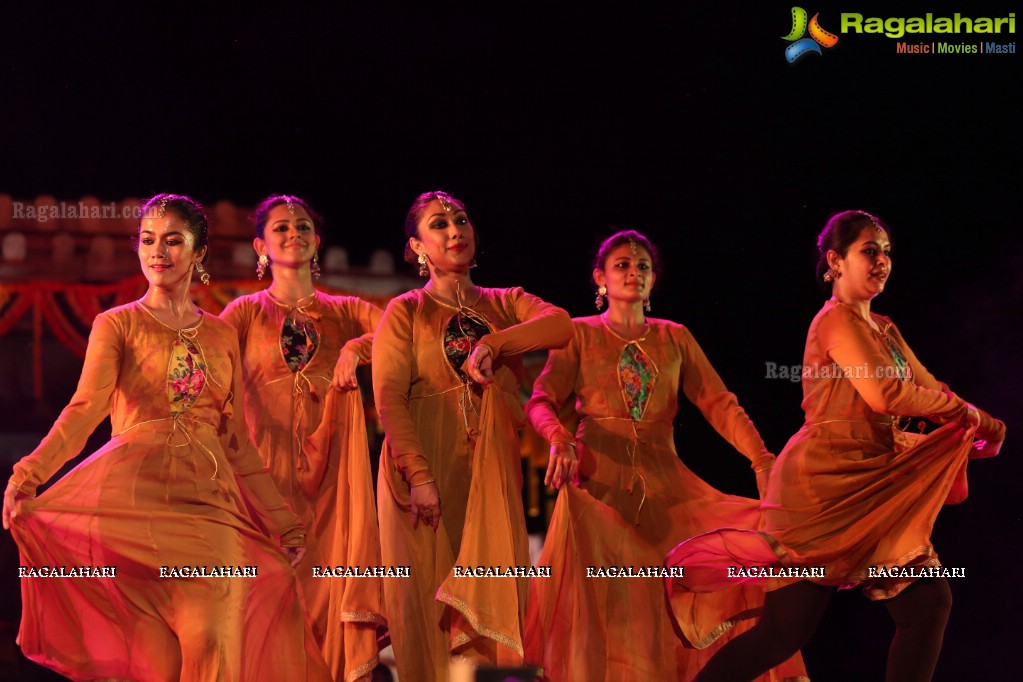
top-left (221, 290), bottom-right (385, 681)
top-left (373, 287), bottom-right (572, 682)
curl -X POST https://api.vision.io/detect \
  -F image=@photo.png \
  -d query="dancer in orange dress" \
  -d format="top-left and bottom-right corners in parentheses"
top-left (2, 194), bottom-right (330, 682)
top-left (523, 230), bottom-right (806, 681)
top-left (221, 195), bottom-right (385, 681)
top-left (667, 210), bottom-right (1005, 682)
top-left (372, 190), bottom-right (573, 682)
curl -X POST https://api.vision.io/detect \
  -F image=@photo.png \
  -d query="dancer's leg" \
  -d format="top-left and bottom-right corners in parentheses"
top-left (694, 580), bottom-right (831, 682)
top-left (882, 576), bottom-right (952, 682)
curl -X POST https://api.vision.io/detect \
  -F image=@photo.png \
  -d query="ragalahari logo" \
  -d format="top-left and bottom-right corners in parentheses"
top-left (783, 7), bottom-right (839, 63)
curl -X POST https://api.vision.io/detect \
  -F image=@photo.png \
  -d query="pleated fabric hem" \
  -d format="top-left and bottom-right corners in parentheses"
top-left (437, 590), bottom-right (526, 656)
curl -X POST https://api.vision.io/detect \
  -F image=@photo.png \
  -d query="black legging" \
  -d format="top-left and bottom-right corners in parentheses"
top-left (693, 577), bottom-right (952, 682)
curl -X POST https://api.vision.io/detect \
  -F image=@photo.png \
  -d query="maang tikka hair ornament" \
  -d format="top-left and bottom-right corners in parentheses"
top-left (437, 193), bottom-right (455, 213)
top-left (157, 196), bottom-right (169, 218)
top-left (595, 285), bottom-right (607, 311)
top-left (285, 196), bottom-right (296, 215)
top-left (858, 210), bottom-right (882, 232)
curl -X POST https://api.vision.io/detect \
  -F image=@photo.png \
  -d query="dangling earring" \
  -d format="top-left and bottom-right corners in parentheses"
top-left (310, 253), bottom-right (321, 280)
top-left (643, 297), bottom-right (651, 313)
top-left (417, 252), bottom-right (429, 277)
top-left (256, 254), bottom-right (269, 280)
top-left (595, 285), bottom-right (607, 311)
top-left (823, 267), bottom-right (841, 283)
top-left (469, 258), bottom-right (478, 269)
top-left (195, 262), bottom-right (211, 285)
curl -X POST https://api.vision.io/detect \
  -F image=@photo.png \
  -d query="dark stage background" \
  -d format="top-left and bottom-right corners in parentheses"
top-left (1, 2), bottom-right (1019, 680)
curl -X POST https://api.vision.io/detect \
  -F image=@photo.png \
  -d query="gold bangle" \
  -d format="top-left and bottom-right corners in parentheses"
top-left (410, 478), bottom-right (436, 488)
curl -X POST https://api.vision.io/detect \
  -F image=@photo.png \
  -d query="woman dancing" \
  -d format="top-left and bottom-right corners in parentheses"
top-left (372, 190), bottom-right (573, 681)
top-left (3, 193), bottom-right (330, 681)
top-left (523, 229), bottom-right (806, 681)
top-left (667, 210), bottom-right (1005, 682)
top-left (221, 194), bottom-right (385, 681)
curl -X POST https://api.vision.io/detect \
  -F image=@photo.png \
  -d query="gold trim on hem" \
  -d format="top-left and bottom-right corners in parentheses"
top-left (686, 606), bottom-right (763, 650)
top-left (345, 656), bottom-right (379, 682)
top-left (689, 617), bottom-right (739, 650)
top-left (450, 631), bottom-right (474, 650)
top-left (845, 544), bottom-right (935, 583)
top-left (851, 544), bottom-right (941, 600)
top-left (436, 589), bottom-right (524, 656)
top-left (340, 611), bottom-right (387, 626)
top-left (760, 534), bottom-right (941, 599)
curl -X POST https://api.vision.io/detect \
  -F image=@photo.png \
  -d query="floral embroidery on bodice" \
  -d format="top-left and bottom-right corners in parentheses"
top-left (618, 341), bottom-right (657, 421)
top-left (444, 312), bottom-right (490, 381)
top-left (167, 335), bottom-right (207, 416)
top-left (282, 317), bottom-right (319, 373)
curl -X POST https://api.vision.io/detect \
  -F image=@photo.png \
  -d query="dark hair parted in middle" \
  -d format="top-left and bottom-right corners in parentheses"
top-left (592, 229), bottom-right (662, 276)
top-left (402, 190), bottom-right (470, 265)
top-left (251, 195), bottom-right (324, 239)
top-left (136, 193), bottom-right (211, 263)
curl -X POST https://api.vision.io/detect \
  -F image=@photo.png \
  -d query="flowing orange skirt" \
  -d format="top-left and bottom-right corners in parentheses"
top-left (666, 422), bottom-right (977, 603)
top-left (525, 418), bottom-right (806, 681)
top-left (12, 424), bottom-right (330, 682)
